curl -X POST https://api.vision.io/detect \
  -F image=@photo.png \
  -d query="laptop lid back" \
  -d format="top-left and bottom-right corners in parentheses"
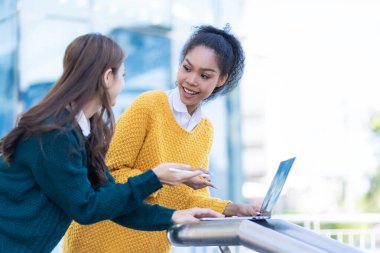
top-left (260, 157), bottom-right (296, 217)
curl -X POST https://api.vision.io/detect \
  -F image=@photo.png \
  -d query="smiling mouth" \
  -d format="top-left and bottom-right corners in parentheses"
top-left (183, 87), bottom-right (199, 95)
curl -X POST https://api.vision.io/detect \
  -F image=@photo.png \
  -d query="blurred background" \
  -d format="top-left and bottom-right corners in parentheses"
top-left (1, 0), bottom-right (380, 252)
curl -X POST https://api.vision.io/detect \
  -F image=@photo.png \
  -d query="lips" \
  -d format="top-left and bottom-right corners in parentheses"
top-left (183, 87), bottom-right (199, 95)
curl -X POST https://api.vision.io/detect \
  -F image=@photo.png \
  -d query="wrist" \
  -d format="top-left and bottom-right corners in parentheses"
top-left (223, 202), bottom-right (237, 216)
top-left (151, 167), bottom-right (161, 180)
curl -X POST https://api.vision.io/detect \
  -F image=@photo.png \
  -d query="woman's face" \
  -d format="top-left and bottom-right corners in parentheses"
top-left (107, 62), bottom-right (126, 106)
top-left (177, 46), bottom-right (227, 115)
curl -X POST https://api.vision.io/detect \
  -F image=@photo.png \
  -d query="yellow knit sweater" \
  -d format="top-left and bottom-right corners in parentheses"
top-left (63, 91), bottom-right (229, 253)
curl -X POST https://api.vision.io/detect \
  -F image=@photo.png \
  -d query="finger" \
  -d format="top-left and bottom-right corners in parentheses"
top-left (200, 180), bottom-right (218, 189)
top-left (201, 209), bottom-right (224, 218)
top-left (183, 216), bottom-right (200, 224)
top-left (192, 208), bottom-right (224, 218)
top-left (173, 214), bottom-right (199, 224)
top-left (249, 206), bottom-right (257, 216)
top-left (208, 183), bottom-right (218, 189)
top-left (195, 168), bottom-right (209, 174)
top-left (163, 163), bottom-right (191, 169)
top-left (203, 178), bottom-right (212, 183)
top-left (181, 170), bottom-right (203, 179)
top-left (188, 178), bottom-right (216, 189)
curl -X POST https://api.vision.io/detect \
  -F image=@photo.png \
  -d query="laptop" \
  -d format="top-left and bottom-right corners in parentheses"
top-left (201, 157), bottom-right (296, 221)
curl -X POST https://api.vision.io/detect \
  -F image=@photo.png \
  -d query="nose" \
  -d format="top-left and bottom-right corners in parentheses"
top-left (186, 73), bottom-right (197, 86)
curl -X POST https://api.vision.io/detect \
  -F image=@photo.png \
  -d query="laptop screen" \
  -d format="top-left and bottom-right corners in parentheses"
top-left (200, 157), bottom-right (296, 221)
top-left (260, 157), bottom-right (296, 216)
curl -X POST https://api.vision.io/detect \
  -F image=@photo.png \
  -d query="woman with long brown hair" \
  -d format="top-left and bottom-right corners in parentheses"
top-left (0, 33), bottom-right (223, 253)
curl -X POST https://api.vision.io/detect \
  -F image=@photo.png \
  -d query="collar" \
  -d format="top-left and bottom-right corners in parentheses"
top-left (172, 86), bottom-right (203, 118)
top-left (75, 110), bottom-right (91, 137)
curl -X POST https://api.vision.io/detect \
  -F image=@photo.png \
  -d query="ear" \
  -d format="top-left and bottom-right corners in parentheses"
top-left (217, 74), bottom-right (228, 87)
top-left (103, 68), bottom-right (114, 89)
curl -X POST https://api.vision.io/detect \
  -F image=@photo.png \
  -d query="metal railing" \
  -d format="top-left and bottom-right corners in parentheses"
top-left (275, 213), bottom-right (380, 252)
top-left (168, 219), bottom-right (365, 253)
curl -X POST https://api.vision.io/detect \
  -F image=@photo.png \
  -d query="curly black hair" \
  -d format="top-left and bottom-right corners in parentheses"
top-left (180, 24), bottom-right (245, 101)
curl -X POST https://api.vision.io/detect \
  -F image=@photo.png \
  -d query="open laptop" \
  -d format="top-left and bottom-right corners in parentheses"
top-left (201, 157), bottom-right (296, 221)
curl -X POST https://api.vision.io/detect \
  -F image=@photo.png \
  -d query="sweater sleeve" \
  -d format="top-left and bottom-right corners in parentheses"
top-left (184, 122), bottom-right (230, 214)
top-left (29, 130), bottom-right (162, 225)
top-left (112, 202), bottom-right (175, 231)
top-left (187, 187), bottom-right (231, 214)
top-left (105, 95), bottom-right (160, 197)
top-left (103, 167), bottom-right (175, 230)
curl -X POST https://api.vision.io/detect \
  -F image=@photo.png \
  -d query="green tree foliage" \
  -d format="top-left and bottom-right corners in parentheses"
top-left (362, 112), bottom-right (380, 212)
top-left (363, 167), bottom-right (380, 212)
top-left (370, 112), bottom-right (380, 133)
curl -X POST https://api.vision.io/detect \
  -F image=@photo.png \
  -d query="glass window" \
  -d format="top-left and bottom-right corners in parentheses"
top-left (0, 0), bottom-right (18, 138)
top-left (110, 28), bottom-right (171, 118)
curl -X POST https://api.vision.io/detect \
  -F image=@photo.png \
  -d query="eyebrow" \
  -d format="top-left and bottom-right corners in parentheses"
top-left (185, 59), bottom-right (217, 73)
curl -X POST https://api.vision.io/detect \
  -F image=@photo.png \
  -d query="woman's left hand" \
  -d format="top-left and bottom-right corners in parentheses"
top-left (223, 199), bottom-right (263, 217)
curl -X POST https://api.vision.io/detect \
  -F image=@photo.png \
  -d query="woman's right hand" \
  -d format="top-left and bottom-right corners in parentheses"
top-left (183, 168), bottom-right (217, 189)
top-left (171, 208), bottom-right (224, 224)
top-left (152, 163), bottom-right (204, 186)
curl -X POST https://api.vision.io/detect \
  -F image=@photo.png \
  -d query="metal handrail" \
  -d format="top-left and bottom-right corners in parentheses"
top-left (167, 219), bottom-right (365, 253)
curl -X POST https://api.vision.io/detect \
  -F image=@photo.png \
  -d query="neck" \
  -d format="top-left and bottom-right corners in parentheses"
top-left (186, 104), bottom-right (199, 116)
top-left (186, 105), bottom-right (198, 116)
top-left (82, 98), bottom-right (101, 119)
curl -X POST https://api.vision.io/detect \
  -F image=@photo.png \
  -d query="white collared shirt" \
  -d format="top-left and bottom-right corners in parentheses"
top-left (75, 110), bottom-right (91, 137)
top-left (165, 87), bottom-right (204, 132)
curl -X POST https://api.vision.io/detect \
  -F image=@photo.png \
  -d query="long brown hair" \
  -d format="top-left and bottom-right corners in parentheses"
top-left (0, 33), bottom-right (125, 187)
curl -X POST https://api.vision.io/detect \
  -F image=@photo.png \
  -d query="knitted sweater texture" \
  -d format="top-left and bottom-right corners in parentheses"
top-left (64, 91), bottom-right (229, 253)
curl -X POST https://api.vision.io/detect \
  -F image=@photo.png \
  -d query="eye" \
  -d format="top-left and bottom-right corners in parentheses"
top-left (183, 65), bottom-right (191, 72)
top-left (201, 74), bottom-right (209, 79)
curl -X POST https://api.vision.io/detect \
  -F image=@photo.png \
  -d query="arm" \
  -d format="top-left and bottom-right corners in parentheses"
top-left (187, 187), bottom-right (231, 214)
top-left (112, 202), bottom-right (225, 230)
top-left (105, 96), bottom-right (150, 182)
top-left (184, 123), bottom-right (230, 213)
top-left (112, 202), bottom-right (175, 231)
top-left (104, 169), bottom-right (174, 231)
top-left (188, 187), bottom-right (262, 217)
top-left (186, 183), bottom-right (261, 216)
top-left (105, 162), bottom-right (225, 229)
top-left (30, 130), bottom-right (162, 225)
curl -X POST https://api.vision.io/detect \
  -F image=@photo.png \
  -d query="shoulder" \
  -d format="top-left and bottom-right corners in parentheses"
top-left (32, 120), bottom-right (84, 151)
top-left (121, 90), bottom-right (168, 116)
top-left (202, 117), bottom-right (214, 129)
top-left (134, 90), bottom-right (168, 107)
top-left (194, 117), bottom-right (214, 143)
top-left (41, 127), bottom-right (84, 152)
top-left (15, 125), bottom-right (84, 166)
top-left (37, 111), bottom-right (84, 146)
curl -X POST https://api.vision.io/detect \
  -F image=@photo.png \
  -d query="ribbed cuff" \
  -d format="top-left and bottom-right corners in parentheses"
top-left (213, 199), bottom-right (231, 214)
top-left (127, 169), bottom-right (162, 201)
top-left (157, 206), bottom-right (176, 229)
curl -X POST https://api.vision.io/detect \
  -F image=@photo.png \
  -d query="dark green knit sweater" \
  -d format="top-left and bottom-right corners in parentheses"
top-left (0, 126), bottom-right (174, 253)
